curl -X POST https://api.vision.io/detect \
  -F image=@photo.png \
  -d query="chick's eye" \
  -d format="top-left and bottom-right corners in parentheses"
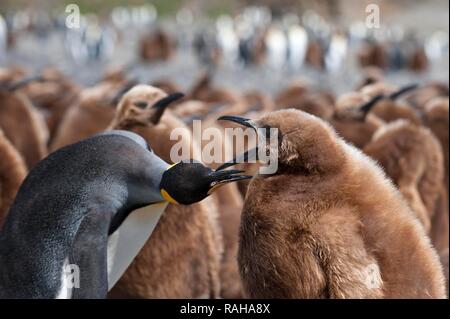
top-left (134, 101), bottom-right (148, 109)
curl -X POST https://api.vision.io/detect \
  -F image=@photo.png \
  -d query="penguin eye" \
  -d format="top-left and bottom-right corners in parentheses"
top-left (134, 101), bottom-right (148, 109)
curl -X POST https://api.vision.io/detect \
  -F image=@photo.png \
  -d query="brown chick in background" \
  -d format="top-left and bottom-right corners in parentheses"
top-left (107, 85), bottom-right (224, 298)
top-left (0, 129), bottom-right (27, 229)
top-left (364, 120), bottom-right (448, 252)
top-left (0, 83), bottom-right (48, 169)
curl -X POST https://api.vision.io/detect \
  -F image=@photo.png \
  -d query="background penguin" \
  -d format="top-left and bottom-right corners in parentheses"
top-left (0, 130), bottom-right (247, 298)
top-left (405, 83), bottom-right (449, 112)
top-left (139, 28), bottom-right (175, 62)
top-left (0, 66), bottom-right (28, 85)
top-left (274, 80), bottom-right (335, 120)
top-left (220, 110), bottom-right (446, 298)
top-left (0, 129), bottom-right (27, 228)
top-left (151, 78), bottom-right (182, 95)
top-left (422, 97), bottom-right (449, 193)
top-left (364, 120), bottom-right (448, 252)
top-left (0, 79), bottom-right (49, 169)
top-left (360, 83), bottom-right (422, 125)
top-left (17, 68), bottom-right (81, 143)
top-left (243, 91), bottom-right (275, 115)
top-left (330, 92), bottom-right (385, 149)
top-left (187, 71), bottom-right (243, 105)
top-left (50, 80), bottom-right (133, 151)
top-left (355, 67), bottom-right (384, 90)
top-left (107, 85), bottom-right (223, 298)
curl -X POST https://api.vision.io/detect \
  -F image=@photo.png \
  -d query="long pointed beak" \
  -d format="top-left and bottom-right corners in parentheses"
top-left (149, 92), bottom-right (185, 124)
top-left (388, 84), bottom-right (419, 100)
top-left (151, 92), bottom-right (185, 109)
top-left (216, 149), bottom-right (259, 171)
top-left (208, 169), bottom-right (252, 194)
top-left (359, 94), bottom-right (385, 117)
top-left (217, 115), bottom-right (261, 170)
top-left (218, 115), bottom-right (258, 130)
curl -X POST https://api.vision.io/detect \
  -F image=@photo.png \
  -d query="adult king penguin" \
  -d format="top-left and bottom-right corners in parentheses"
top-left (219, 110), bottom-right (446, 299)
top-left (0, 130), bottom-right (248, 298)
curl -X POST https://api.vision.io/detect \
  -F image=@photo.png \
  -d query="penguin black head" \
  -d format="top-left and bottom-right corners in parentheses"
top-left (159, 160), bottom-right (251, 205)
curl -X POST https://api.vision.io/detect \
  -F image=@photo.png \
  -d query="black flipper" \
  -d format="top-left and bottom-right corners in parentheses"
top-left (69, 209), bottom-right (112, 299)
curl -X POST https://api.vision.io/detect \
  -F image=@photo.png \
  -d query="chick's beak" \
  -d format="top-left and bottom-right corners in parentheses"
top-left (388, 84), bottom-right (419, 100)
top-left (218, 115), bottom-right (258, 130)
top-left (217, 115), bottom-right (261, 171)
top-left (207, 169), bottom-right (252, 194)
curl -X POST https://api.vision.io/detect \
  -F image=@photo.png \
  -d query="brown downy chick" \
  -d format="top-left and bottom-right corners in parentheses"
top-left (0, 80), bottom-right (49, 169)
top-left (405, 82), bottom-right (448, 112)
top-left (305, 40), bottom-right (325, 69)
top-left (18, 68), bottom-right (81, 142)
top-left (422, 97), bottom-right (449, 193)
top-left (139, 28), bottom-right (175, 62)
top-left (243, 91), bottom-right (275, 115)
top-left (107, 85), bottom-right (224, 298)
top-left (50, 80), bottom-right (134, 151)
top-left (0, 129), bottom-right (27, 228)
top-left (188, 71), bottom-right (243, 105)
top-left (409, 47), bottom-right (428, 72)
top-left (330, 92), bottom-right (385, 149)
top-left (100, 65), bottom-right (129, 85)
top-left (357, 42), bottom-right (389, 69)
top-left (356, 67), bottom-right (384, 90)
top-left (220, 109), bottom-right (446, 298)
top-left (274, 80), bottom-right (334, 120)
top-left (151, 78), bottom-right (182, 95)
top-left (274, 80), bottom-right (309, 109)
top-left (361, 82), bottom-right (422, 124)
top-left (364, 120), bottom-right (448, 253)
top-left (0, 66), bottom-right (28, 85)
top-left (172, 100), bottom-right (217, 120)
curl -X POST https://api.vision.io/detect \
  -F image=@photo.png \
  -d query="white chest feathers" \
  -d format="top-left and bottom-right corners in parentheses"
top-left (106, 202), bottom-right (168, 290)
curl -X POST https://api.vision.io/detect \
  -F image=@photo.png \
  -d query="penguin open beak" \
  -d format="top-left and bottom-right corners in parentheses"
top-left (159, 161), bottom-right (251, 205)
top-left (217, 115), bottom-right (261, 171)
top-left (207, 169), bottom-right (252, 194)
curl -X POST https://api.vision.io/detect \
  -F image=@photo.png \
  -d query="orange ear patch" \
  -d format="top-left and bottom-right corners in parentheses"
top-left (160, 188), bottom-right (179, 204)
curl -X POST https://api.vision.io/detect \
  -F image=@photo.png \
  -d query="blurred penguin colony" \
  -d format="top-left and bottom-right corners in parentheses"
top-left (0, 1), bottom-right (449, 298)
